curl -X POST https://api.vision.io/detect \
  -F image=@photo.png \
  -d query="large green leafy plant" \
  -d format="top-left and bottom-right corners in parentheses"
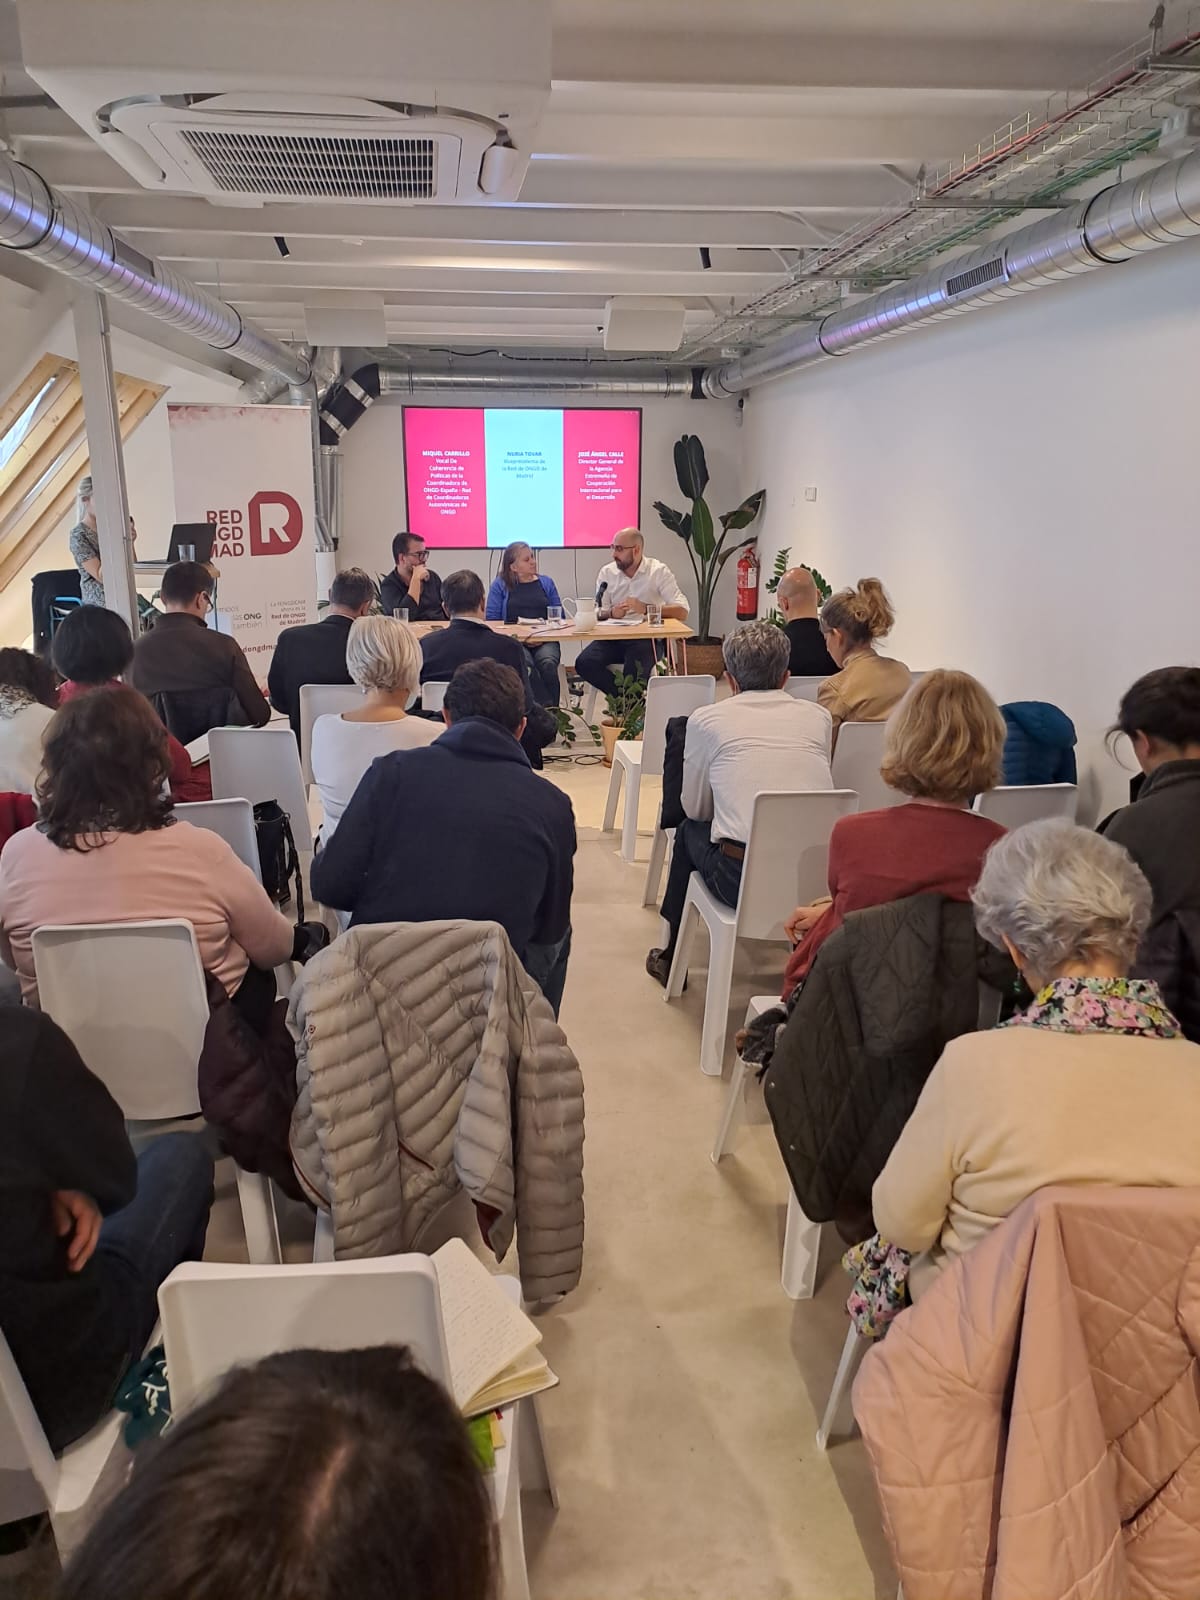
top-left (653, 435), bottom-right (765, 644)
top-left (763, 547), bottom-right (832, 628)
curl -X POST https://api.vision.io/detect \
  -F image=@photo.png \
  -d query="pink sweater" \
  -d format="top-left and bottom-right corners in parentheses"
top-left (0, 822), bottom-right (294, 1004)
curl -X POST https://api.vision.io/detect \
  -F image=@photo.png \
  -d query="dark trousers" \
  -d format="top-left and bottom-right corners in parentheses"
top-left (526, 642), bottom-right (562, 707)
top-left (524, 925), bottom-right (572, 1018)
top-left (574, 639), bottom-right (657, 694)
top-left (659, 817), bottom-right (743, 953)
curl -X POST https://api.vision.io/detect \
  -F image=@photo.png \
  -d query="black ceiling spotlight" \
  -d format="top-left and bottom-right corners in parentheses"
top-left (274, 236), bottom-right (290, 258)
top-left (699, 246), bottom-right (712, 270)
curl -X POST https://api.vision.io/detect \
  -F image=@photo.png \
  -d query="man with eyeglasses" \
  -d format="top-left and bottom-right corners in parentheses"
top-left (574, 527), bottom-right (689, 695)
top-left (379, 531), bottom-right (447, 622)
top-left (131, 560), bottom-right (269, 744)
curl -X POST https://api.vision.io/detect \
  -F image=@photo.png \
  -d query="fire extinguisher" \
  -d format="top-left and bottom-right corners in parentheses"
top-left (735, 544), bottom-right (760, 621)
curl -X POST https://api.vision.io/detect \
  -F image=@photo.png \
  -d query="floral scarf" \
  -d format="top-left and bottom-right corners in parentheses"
top-left (1002, 975), bottom-right (1181, 1039)
top-left (0, 685), bottom-right (35, 721)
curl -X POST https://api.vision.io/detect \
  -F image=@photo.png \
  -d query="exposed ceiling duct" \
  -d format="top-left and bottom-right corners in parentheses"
top-left (0, 149), bottom-right (312, 386)
top-left (703, 149), bottom-right (1200, 397)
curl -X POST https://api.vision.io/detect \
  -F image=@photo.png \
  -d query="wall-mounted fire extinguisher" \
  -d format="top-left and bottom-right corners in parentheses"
top-left (735, 544), bottom-right (760, 621)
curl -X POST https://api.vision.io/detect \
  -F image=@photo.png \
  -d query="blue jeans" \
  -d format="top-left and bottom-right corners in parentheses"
top-left (526, 641), bottom-right (562, 707)
top-left (524, 926), bottom-right (572, 1018)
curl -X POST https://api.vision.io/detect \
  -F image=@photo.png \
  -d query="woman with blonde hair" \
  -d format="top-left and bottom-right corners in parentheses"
top-left (818, 577), bottom-right (912, 729)
top-left (781, 669), bottom-right (1007, 996)
top-left (310, 614), bottom-right (442, 841)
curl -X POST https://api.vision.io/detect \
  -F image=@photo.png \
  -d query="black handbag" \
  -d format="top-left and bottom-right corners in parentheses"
top-left (253, 800), bottom-right (304, 923)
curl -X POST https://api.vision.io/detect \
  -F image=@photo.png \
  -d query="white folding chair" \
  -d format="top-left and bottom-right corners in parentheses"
top-left (712, 995), bottom-right (825, 1300)
top-left (974, 783), bottom-right (1078, 827)
top-left (421, 680), bottom-right (449, 714)
top-left (158, 1258), bottom-right (556, 1600)
top-left (603, 674), bottom-right (715, 863)
top-left (175, 798), bottom-right (261, 881)
top-left (209, 725), bottom-right (313, 852)
top-left (817, 1324), bottom-right (871, 1450)
top-left (0, 1326), bottom-right (131, 1564)
top-left (665, 789), bottom-right (859, 1077)
top-left (299, 682), bottom-right (365, 785)
top-left (831, 721), bottom-right (903, 813)
top-left (785, 676), bottom-right (827, 702)
top-left (32, 921), bottom-right (282, 1266)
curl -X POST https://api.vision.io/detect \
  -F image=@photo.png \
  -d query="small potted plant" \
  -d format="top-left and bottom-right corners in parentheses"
top-left (599, 669), bottom-right (648, 766)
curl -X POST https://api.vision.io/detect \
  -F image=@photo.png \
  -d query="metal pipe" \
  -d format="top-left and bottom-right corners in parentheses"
top-left (0, 150), bottom-right (311, 387)
top-left (378, 360), bottom-right (696, 396)
top-left (703, 149), bottom-right (1200, 396)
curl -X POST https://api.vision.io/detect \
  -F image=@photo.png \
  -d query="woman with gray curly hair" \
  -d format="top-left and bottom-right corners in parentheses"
top-left (873, 818), bottom-right (1200, 1294)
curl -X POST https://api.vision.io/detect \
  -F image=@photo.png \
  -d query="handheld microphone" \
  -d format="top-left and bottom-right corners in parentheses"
top-left (596, 580), bottom-right (608, 610)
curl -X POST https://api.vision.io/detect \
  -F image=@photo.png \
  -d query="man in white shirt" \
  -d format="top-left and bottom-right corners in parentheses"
top-left (646, 619), bottom-right (834, 985)
top-left (575, 527), bottom-right (689, 694)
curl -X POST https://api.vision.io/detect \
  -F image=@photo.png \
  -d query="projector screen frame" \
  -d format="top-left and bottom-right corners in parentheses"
top-left (399, 403), bottom-right (644, 550)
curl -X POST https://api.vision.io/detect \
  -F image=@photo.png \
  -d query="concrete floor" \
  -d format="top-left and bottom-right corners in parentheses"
top-left (199, 750), bottom-right (895, 1599)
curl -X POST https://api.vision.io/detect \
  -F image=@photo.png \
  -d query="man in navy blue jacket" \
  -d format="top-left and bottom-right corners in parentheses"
top-left (310, 658), bottom-right (576, 1014)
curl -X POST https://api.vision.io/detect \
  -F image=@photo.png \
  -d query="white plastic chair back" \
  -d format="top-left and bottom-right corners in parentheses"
top-left (639, 674), bottom-right (716, 777)
top-left (974, 783), bottom-right (1078, 828)
top-left (299, 682), bottom-right (365, 784)
top-left (32, 921), bottom-right (208, 1121)
top-left (785, 676), bottom-right (826, 702)
top-left (209, 726), bottom-right (313, 852)
top-left (421, 680), bottom-right (448, 714)
top-left (158, 1258), bottom-right (451, 1415)
top-left (175, 798), bottom-right (261, 882)
top-left (0, 1326), bottom-right (58, 1523)
top-left (831, 721), bottom-right (902, 813)
top-left (736, 790), bottom-right (859, 941)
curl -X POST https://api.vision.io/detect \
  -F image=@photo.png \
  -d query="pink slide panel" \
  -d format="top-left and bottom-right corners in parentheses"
top-left (562, 409), bottom-right (641, 547)
top-left (403, 408), bottom-right (488, 546)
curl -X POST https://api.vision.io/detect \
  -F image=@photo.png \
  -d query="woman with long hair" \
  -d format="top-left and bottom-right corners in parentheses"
top-left (484, 541), bottom-right (564, 706)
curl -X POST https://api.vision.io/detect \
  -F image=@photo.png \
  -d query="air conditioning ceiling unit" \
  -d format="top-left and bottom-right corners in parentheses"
top-left (15, 0), bottom-right (549, 204)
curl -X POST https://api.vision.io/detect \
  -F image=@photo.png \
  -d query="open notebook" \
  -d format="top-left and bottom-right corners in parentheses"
top-left (433, 1238), bottom-right (559, 1417)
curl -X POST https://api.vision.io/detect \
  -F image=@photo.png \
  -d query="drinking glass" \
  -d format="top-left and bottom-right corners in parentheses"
top-left (645, 602), bottom-right (663, 627)
top-left (548, 605), bottom-right (565, 624)
top-left (394, 606), bottom-right (411, 623)
top-left (179, 543), bottom-right (196, 564)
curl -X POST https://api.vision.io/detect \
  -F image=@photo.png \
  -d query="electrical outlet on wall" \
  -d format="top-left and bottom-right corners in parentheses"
top-left (805, 486), bottom-right (818, 502)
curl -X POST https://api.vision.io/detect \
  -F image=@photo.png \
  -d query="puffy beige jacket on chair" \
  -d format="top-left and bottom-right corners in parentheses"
top-left (288, 920), bottom-right (585, 1301)
top-left (853, 1185), bottom-right (1200, 1600)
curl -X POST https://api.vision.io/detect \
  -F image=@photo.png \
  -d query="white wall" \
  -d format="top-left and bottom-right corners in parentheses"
top-left (741, 235), bottom-right (1200, 819)
top-left (339, 390), bottom-right (745, 634)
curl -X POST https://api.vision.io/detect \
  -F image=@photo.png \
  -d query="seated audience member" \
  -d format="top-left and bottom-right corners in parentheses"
top-left (311, 615), bottom-right (441, 843)
top-left (1000, 699), bottom-right (1078, 786)
top-left (51, 604), bottom-right (210, 802)
top-left (267, 566), bottom-right (375, 737)
top-left (873, 820), bottom-right (1200, 1295)
top-left (575, 528), bottom-right (689, 695)
top-left (421, 569), bottom-right (556, 769)
top-left (486, 540), bottom-right (565, 707)
top-left (131, 560), bottom-right (269, 742)
top-left (0, 647), bottom-right (57, 793)
top-left (312, 659), bottom-right (576, 1015)
top-left (782, 670), bottom-right (1007, 997)
top-left (1102, 666), bottom-right (1200, 1040)
top-left (816, 578), bottom-right (911, 730)
top-left (0, 688), bottom-right (295, 1021)
top-left (60, 1346), bottom-right (496, 1600)
top-left (646, 620), bottom-right (833, 986)
top-left (0, 1004), bottom-right (214, 1455)
top-left (776, 566), bottom-right (838, 678)
top-left (379, 531), bottom-right (447, 622)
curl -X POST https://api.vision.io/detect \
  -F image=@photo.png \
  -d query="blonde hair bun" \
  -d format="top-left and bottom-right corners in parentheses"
top-left (820, 576), bottom-right (896, 645)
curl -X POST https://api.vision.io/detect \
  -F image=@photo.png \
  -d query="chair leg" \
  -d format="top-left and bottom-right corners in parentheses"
top-left (582, 686), bottom-right (598, 726)
top-left (312, 1209), bottom-right (335, 1262)
top-left (664, 888), bottom-right (700, 1000)
top-left (619, 767), bottom-right (641, 862)
top-left (235, 1168), bottom-right (282, 1265)
top-left (816, 1325), bottom-right (869, 1450)
top-left (497, 1402), bottom-right (534, 1600)
top-left (711, 1055), bottom-right (748, 1163)
top-left (699, 924), bottom-right (737, 1077)
top-left (602, 758), bottom-right (623, 834)
top-left (643, 819), bottom-right (668, 906)
top-left (519, 1394), bottom-right (559, 1509)
top-left (781, 1191), bottom-right (821, 1300)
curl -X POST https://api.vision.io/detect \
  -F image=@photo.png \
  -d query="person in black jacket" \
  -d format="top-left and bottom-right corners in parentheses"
top-left (311, 659), bottom-right (576, 1014)
top-left (379, 532), bottom-right (446, 622)
top-left (777, 567), bottom-right (838, 679)
top-left (267, 567), bottom-right (375, 738)
top-left (1102, 667), bottom-right (1200, 1041)
top-left (0, 1007), bottom-right (214, 1453)
top-left (420, 570), bottom-right (556, 769)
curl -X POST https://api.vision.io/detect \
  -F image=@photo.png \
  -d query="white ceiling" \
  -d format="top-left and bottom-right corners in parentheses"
top-left (0, 0), bottom-right (1187, 364)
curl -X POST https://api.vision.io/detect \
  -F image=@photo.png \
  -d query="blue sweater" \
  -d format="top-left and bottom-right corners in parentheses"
top-left (485, 573), bottom-right (564, 623)
top-left (309, 717), bottom-right (576, 958)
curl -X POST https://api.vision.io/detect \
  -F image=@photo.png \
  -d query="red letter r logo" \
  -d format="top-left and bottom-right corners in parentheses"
top-left (248, 491), bottom-right (303, 556)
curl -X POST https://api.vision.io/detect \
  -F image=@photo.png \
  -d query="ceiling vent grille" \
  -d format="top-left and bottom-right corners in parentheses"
top-left (179, 128), bottom-right (437, 200)
top-left (945, 256), bottom-right (1007, 297)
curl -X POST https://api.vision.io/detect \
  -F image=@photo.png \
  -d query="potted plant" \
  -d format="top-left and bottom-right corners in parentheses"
top-left (763, 548), bottom-right (832, 628)
top-left (653, 435), bottom-right (765, 678)
top-left (599, 668), bottom-right (648, 766)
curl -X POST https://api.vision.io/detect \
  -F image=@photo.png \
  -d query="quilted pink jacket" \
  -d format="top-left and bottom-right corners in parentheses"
top-left (853, 1186), bottom-right (1200, 1600)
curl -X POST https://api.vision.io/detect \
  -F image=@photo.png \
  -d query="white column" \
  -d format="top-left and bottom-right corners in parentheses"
top-left (71, 291), bottom-right (137, 629)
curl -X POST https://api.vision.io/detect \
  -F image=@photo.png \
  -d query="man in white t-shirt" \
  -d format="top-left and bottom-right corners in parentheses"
top-left (574, 527), bottom-right (689, 694)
